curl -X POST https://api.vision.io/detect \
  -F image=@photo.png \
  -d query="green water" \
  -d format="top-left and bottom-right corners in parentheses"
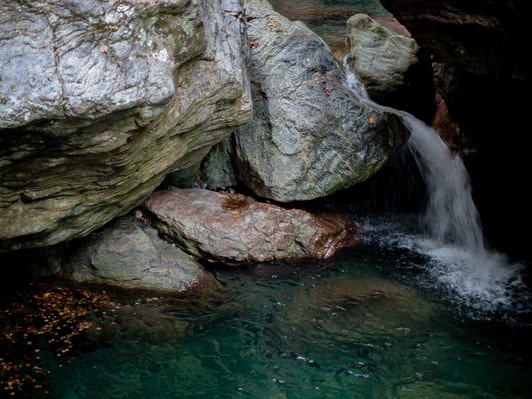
top-left (268, 0), bottom-right (392, 54)
top-left (31, 248), bottom-right (531, 399)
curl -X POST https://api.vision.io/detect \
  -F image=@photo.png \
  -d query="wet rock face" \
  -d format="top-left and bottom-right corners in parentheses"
top-left (226, 0), bottom-right (410, 202)
top-left (0, 0), bottom-right (252, 251)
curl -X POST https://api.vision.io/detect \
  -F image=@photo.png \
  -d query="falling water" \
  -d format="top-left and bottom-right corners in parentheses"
top-left (402, 115), bottom-right (486, 251)
top-left (342, 56), bottom-right (528, 317)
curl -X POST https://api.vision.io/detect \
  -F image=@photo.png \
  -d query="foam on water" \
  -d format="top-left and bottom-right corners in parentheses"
top-left (411, 237), bottom-right (525, 311)
top-left (342, 56), bottom-right (529, 318)
top-left (359, 218), bottom-right (528, 320)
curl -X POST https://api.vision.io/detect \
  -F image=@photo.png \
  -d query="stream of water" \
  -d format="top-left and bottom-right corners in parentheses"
top-left (342, 57), bottom-right (529, 321)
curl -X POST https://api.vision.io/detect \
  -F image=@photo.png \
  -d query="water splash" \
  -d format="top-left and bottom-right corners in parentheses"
top-left (341, 56), bottom-right (528, 318)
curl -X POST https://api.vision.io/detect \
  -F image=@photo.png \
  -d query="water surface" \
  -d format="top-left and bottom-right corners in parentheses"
top-left (268, 0), bottom-right (392, 54)
top-left (24, 247), bottom-right (532, 399)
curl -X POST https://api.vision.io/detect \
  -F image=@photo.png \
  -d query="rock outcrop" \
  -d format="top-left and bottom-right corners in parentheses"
top-left (0, 0), bottom-right (428, 292)
top-left (0, 0), bottom-right (252, 251)
top-left (345, 13), bottom-right (434, 121)
top-left (0, 0), bottom-right (412, 253)
top-left (378, 0), bottom-right (527, 119)
top-left (198, 0), bottom-right (411, 202)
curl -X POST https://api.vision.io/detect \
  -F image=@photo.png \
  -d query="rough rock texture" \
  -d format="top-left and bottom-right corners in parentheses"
top-left (345, 13), bottom-right (434, 121)
top-left (0, 0), bottom-right (252, 251)
top-left (346, 13), bottom-right (418, 97)
top-left (66, 215), bottom-right (207, 292)
top-left (143, 188), bottom-right (359, 263)
top-left (222, 0), bottom-right (410, 202)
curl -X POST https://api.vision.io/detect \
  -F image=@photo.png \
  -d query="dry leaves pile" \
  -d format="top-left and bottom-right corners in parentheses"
top-left (0, 281), bottom-right (111, 397)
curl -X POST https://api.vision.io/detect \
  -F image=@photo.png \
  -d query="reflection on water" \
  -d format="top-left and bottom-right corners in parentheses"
top-left (4, 252), bottom-right (524, 399)
top-left (268, 0), bottom-right (392, 54)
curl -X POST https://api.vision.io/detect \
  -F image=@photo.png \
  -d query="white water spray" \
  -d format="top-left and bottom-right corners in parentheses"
top-left (342, 56), bottom-right (526, 315)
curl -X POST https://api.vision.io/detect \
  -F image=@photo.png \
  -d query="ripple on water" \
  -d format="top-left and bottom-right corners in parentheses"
top-left (1, 255), bottom-right (528, 399)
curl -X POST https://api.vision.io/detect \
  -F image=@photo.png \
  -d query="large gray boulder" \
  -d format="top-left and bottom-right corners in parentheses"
top-left (67, 215), bottom-right (208, 292)
top-left (0, 0), bottom-right (252, 251)
top-left (225, 0), bottom-right (409, 202)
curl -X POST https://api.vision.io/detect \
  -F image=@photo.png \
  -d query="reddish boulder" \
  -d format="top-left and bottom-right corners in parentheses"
top-left (143, 188), bottom-right (359, 264)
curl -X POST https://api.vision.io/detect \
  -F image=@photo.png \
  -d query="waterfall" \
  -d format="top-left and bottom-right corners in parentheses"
top-left (343, 56), bottom-right (484, 250)
top-left (402, 115), bottom-right (486, 251)
top-left (341, 56), bottom-right (527, 316)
